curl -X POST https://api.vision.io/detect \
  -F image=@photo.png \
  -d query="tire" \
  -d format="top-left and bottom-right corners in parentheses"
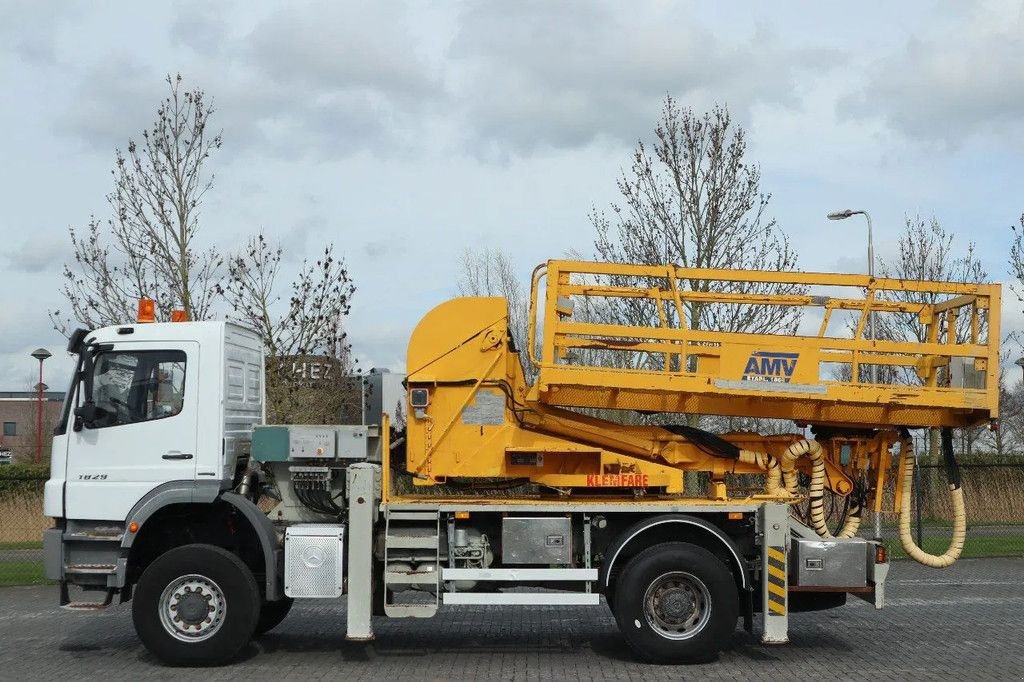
top-left (613, 542), bottom-right (738, 664)
top-left (254, 597), bottom-right (294, 636)
top-left (132, 543), bottom-right (261, 666)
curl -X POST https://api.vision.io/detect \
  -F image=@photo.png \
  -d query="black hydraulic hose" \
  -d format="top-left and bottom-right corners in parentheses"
top-left (296, 485), bottom-right (335, 515)
top-left (941, 427), bottom-right (962, 490)
top-left (661, 424), bottom-right (741, 459)
top-left (898, 427), bottom-right (966, 567)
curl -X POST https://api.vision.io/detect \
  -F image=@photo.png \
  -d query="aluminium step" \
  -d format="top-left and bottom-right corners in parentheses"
top-left (383, 603), bottom-right (439, 618)
top-left (442, 568), bottom-right (597, 582)
top-left (61, 601), bottom-right (113, 611)
top-left (442, 592), bottom-right (601, 606)
top-left (384, 508), bottom-right (441, 617)
top-left (386, 535), bottom-right (440, 550)
top-left (386, 511), bottom-right (441, 521)
top-left (59, 584), bottom-right (115, 611)
top-left (65, 530), bottom-right (125, 543)
top-left (64, 564), bottom-right (118, 575)
top-left (385, 570), bottom-right (440, 585)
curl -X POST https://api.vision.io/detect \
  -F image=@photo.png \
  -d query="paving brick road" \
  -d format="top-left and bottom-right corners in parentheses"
top-left (1, 557), bottom-right (1022, 681)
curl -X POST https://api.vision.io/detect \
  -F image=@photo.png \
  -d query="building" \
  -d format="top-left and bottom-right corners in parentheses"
top-left (362, 368), bottom-right (406, 427)
top-left (0, 391), bottom-right (64, 464)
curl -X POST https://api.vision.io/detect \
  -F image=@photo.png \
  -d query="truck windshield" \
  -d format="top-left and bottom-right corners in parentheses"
top-left (89, 350), bottom-right (186, 428)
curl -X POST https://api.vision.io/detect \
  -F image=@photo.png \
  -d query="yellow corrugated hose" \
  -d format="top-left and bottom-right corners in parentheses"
top-left (898, 437), bottom-right (966, 568)
top-left (744, 435), bottom-right (964, 566)
top-left (740, 440), bottom-right (861, 539)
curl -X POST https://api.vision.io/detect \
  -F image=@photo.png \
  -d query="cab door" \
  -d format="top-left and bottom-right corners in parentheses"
top-left (64, 341), bottom-right (200, 521)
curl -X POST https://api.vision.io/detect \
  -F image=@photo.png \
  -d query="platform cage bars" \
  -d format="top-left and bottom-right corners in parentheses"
top-left (525, 260), bottom-right (999, 430)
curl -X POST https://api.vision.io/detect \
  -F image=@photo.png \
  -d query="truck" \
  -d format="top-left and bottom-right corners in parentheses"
top-left (42, 260), bottom-right (999, 666)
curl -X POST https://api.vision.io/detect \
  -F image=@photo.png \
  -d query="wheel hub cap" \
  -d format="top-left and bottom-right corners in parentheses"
top-left (159, 574), bottom-right (227, 643)
top-left (659, 587), bottom-right (696, 621)
top-left (643, 571), bottom-right (713, 641)
top-left (177, 592), bottom-right (211, 624)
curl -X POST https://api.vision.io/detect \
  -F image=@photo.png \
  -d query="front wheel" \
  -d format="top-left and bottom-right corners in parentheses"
top-left (613, 542), bottom-right (738, 664)
top-left (132, 543), bottom-right (261, 666)
top-left (254, 597), bottom-right (294, 635)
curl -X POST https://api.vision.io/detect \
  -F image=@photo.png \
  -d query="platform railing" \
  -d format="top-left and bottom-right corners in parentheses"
top-left (526, 260), bottom-right (999, 428)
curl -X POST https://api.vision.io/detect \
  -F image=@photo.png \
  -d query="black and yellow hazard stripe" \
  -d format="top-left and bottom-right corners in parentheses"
top-left (766, 546), bottom-right (786, 616)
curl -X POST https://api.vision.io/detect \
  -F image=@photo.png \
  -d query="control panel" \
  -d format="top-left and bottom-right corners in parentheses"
top-left (289, 427), bottom-right (336, 459)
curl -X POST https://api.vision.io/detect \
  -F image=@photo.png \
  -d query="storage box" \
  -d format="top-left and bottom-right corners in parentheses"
top-left (502, 517), bottom-right (572, 565)
top-left (790, 537), bottom-right (868, 588)
top-left (284, 524), bottom-right (345, 598)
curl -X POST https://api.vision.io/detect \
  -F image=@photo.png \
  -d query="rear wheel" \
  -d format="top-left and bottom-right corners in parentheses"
top-left (132, 543), bottom-right (260, 666)
top-left (613, 542), bottom-right (738, 663)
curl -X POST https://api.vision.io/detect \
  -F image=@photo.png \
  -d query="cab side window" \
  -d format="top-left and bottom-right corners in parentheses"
top-left (89, 350), bottom-right (186, 428)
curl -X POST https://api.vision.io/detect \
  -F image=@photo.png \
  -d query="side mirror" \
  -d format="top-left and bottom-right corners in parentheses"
top-left (73, 402), bottom-right (107, 430)
top-left (71, 342), bottom-right (112, 431)
top-left (67, 328), bottom-right (90, 354)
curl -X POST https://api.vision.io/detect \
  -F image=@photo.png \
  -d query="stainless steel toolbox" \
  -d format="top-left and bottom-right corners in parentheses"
top-left (790, 537), bottom-right (868, 588)
top-left (501, 517), bottom-right (572, 565)
top-left (284, 524), bottom-right (345, 598)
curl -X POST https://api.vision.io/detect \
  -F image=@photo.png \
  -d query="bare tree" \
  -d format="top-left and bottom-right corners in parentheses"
top-left (873, 215), bottom-right (988, 457)
top-left (588, 97), bottom-right (803, 457)
top-left (51, 74), bottom-right (223, 333)
top-left (984, 334), bottom-right (1023, 457)
top-left (592, 97), bottom-right (803, 341)
top-left (223, 233), bottom-right (358, 423)
top-left (1009, 213), bottom-right (1024, 302)
top-left (876, 215), bottom-right (987, 347)
top-left (392, 399), bottom-right (407, 432)
top-left (873, 215), bottom-right (987, 381)
top-left (457, 247), bottom-right (535, 383)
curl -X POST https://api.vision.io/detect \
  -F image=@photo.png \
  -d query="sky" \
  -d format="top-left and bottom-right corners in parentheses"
top-left (1, 1), bottom-right (1023, 390)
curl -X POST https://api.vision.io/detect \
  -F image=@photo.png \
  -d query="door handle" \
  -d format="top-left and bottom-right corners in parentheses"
top-left (162, 452), bottom-right (194, 460)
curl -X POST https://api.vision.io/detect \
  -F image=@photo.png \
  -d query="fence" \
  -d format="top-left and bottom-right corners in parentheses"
top-left (0, 468), bottom-right (49, 586)
top-left (2, 465), bottom-right (1023, 586)
top-left (873, 462), bottom-right (1024, 560)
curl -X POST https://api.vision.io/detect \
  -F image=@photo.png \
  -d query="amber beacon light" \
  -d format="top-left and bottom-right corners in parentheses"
top-left (137, 298), bottom-right (156, 323)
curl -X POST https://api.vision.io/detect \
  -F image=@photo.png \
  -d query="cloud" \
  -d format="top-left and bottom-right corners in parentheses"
top-left (0, 1), bottom-right (86, 67)
top-left (169, 2), bottom-right (229, 57)
top-left (224, 3), bottom-right (442, 160)
top-left (840, 4), bottom-right (1024, 144)
top-left (274, 214), bottom-right (330, 263)
top-left (49, 3), bottom-right (848, 164)
top-left (446, 2), bottom-right (841, 157)
top-left (245, 3), bottom-right (441, 99)
top-left (363, 241), bottom-right (388, 260)
top-left (0, 285), bottom-right (74, 390)
top-left (51, 2), bottom-right (444, 162)
top-left (52, 59), bottom-right (168, 152)
top-left (3, 237), bottom-right (67, 274)
top-left (59, 2), bottom-right (848, 163)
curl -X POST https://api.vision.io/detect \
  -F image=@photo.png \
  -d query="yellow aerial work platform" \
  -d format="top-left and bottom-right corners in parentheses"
top-left (526, 260), bottom-right (999, 429)
top-left (401, 258), bottom-right (996, 566)
top-left (402, 259), bottom-right (998, 508)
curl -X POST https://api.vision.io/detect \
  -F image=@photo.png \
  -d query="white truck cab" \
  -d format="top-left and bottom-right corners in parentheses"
top-left (43, 320), bottom-right (278, 662)
top-left (46, 321), bottom-right (263, 520)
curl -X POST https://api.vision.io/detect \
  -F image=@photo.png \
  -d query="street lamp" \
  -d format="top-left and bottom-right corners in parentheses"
top-left (827, 209), bottom-right (879, 540)
top-left (30, 348), bottom-right (51, 465)
top-left (827, 209), bottom-right (876, 382)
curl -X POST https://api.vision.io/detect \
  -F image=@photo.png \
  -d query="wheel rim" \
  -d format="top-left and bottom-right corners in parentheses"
top-left (642, 571), bottom-right (712, 640)
top-left (158, 574), bottom-right (227, 643)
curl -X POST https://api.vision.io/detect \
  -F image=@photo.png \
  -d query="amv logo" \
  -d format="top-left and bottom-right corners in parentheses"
top-left (742, 351), bottom-right (799, 383)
